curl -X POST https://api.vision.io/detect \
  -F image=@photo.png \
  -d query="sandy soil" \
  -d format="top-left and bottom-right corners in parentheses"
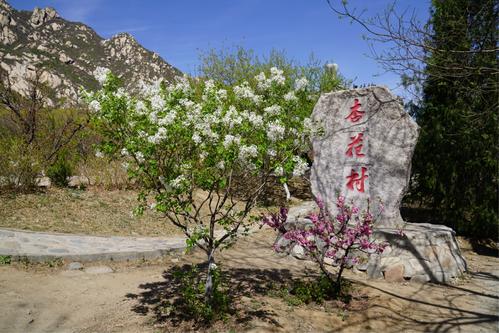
top-left (0, 231), bottom-right (497, 333)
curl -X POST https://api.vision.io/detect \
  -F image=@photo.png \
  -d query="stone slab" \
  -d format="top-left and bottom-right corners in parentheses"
top-left (310, 86), bottom-right (419, 227)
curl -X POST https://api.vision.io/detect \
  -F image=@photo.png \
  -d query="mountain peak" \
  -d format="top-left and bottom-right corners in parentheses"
top-left (0, 0), bottom-right (11, 11)
top-left (0, 0), bottom-right (181, 105)
top-left (30, 6), bottom-right (59, 27)
top-left (108, 32), bottom-right (138, 46)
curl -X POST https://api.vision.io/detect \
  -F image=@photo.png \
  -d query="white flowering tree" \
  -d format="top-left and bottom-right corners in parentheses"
top-left (86, 67), bottom-right (318, 303)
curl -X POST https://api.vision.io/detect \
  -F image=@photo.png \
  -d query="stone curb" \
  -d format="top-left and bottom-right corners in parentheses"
top-left (0, 228), bottom-right (187, 263)
top-left (0, 226), bottom-right (261, 263)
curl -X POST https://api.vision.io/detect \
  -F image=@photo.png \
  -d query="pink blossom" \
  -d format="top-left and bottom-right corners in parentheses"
top-left (261, 195), bottom-right (386, 282)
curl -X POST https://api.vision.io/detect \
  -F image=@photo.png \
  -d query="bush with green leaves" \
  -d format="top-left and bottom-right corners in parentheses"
top-left (47, 151), bottom-right (74, 187)
top-left (86, 66), bottom-right (322, 304)
top-left (173, 265), bottom-right (232, 322)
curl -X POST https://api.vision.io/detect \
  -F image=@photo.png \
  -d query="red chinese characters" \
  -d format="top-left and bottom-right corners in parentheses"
top-left (346, 133), bottom-right (365, 157)
top-left (345, 98), bottom-right (368, 193)
top-left (345, 98), bottom-right (365, 123)
top-left (346, 167), bottom-right (368, 193)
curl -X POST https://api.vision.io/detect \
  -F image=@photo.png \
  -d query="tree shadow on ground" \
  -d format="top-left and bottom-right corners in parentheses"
top-left (469, 238), bottom-right (498, 257)
top-left (125, 263), bottom-right (303, 330)
top-left (332, 280), bottom-right (499, 333)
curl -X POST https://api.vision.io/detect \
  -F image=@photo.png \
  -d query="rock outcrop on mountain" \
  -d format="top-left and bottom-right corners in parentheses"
top-left (0, 0), bottom-right (181, 104)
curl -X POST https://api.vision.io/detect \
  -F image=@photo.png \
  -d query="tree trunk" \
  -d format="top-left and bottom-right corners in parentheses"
top-left (204, 249), bottom-right (216, 304)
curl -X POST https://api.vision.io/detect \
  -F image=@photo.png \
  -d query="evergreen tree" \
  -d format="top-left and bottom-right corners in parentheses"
top-left (410, 0), bottom-right (498, 238)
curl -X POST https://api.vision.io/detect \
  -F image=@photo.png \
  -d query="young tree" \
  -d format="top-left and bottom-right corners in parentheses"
top-left (86, 67), bottom-right (320, 303)
top-left (263, 197), bottom-right (387, 296)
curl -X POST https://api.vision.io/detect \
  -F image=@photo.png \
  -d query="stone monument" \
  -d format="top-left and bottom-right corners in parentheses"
top-left (310, 86), bottom-right (417, 226)
top-left (280, 86), bottom-right (467, 283)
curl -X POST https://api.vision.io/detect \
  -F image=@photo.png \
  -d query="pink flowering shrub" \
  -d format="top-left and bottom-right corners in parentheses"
top-left (262, 196), bottom-right (388, 294)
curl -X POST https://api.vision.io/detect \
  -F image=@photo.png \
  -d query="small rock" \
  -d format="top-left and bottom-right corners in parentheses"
top-left (171, 258), bottom-right (179, 263)
top-left (384, 263), bottom-right (405, 282)
top-left (84, 265), bottom-right (113, 274)
top-left (35, 176), bottom-right (51, 187)
top-left (290, 244), bottom-right (306, 259)
top-left (67, 262), bottom-right (83, 270)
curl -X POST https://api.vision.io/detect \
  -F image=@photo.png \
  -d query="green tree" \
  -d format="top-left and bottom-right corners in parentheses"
top-left (410, 0), bottom-right (498, 238)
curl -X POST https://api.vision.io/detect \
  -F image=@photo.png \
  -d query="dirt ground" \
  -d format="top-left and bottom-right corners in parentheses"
top-left (0, 230), bottom-right (497, 333)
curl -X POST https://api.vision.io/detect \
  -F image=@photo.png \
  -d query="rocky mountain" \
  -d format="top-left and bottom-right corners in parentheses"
top-left (0, 0), bottom-right (181, 104)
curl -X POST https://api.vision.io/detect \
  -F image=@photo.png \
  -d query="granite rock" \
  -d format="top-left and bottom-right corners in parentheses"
top-left (310, 86), bottom-right (419, 227)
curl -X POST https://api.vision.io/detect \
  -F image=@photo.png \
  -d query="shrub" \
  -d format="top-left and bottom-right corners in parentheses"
top-left (173, 265), bottom-right (233, 322)
top-left (0, 69), bottom-right (88, 192)
top-left (263, 197), bottom-right (387, 296)
top-left (0, 137), bottom-right (43, 192)
top-left (47, 151), bottom-right (73, 187)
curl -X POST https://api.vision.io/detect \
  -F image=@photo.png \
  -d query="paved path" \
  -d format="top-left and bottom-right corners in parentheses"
top-left (0, 228), bottom-right (187, 262)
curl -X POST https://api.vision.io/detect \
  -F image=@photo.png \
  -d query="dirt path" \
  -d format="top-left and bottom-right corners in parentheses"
top-left (0, 231), bottom-right (497, 333)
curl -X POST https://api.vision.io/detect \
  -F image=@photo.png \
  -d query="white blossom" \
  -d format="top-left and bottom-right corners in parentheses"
top-left (135, 100), bottom-right (146, 115)
top-left (173, 75), bottom-right (191, 94)
top-left (149, 111), bottom-right (158, 124)
top-left (116, 87), bottom-right (127, 98)
top-left (267, 120), bottom-right (285, 142)
top-left (192, 132), bottom-right (202, 144)
top-left (239, 144), bottom-right (258, 161)
top-left (89, 100), bottom-right (101, 113)
top-left (269, 67), bottom-right (285, 85)
top-left (95, 149), bottom-right (104, 158)
top-left (121, 148), bottom-right (129, 156)
top-left (274, 166), bottom-right (284, 176)
top-left (326, 63), bottom-right (339, 71)
top-left (264, 104), bottom-right (282, 116)
top-left (292, 156), bottom-right (309, 177)
top-left (284, 91), bottom-right (297, 101)
top-left (158, 110), bottom-right (177, 126)
top-left (93, 66), bottom-right (110, 84)
top-left (223, 134), bottom-right (241, 148)
top-left (150, 94), bottom-right (165, 111)
top-left (234, 82), bottom-right (261, 104)
top-left (295, 77), bottom-right (309, 91)
top-left (170, 175), bottom-right (187, 189)
top-left (147, 127), bottom-right (167, 144)
top-left (204, 79), bottom-right (216, 93)
top-left (216, 89), bottom-right (227, 101)
top-left (139, 79), bottom-right (162, 97)
top-left (246, 112), bottom-right (263, 127)
top-left (217, 161), bottom-right (225, 170)
top-left (135, 152), bottom-right (145, 163)
top-left (255, 72), bottom-right (271, 90)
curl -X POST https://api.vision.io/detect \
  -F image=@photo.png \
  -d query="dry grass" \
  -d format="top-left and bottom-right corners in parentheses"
top-left (0, 187), bottom-right (276, 237)
top-left (0, 187), bottom-right (182, 236)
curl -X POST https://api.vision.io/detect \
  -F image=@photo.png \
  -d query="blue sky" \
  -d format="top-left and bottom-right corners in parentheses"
top-left (10, 0), bottom-right (430, 97)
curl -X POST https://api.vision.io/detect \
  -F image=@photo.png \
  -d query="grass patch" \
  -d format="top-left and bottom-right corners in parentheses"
top-left (0, 255), bottom-right (11, 265)
top-left (0, 188), bottom-right (183, 236)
